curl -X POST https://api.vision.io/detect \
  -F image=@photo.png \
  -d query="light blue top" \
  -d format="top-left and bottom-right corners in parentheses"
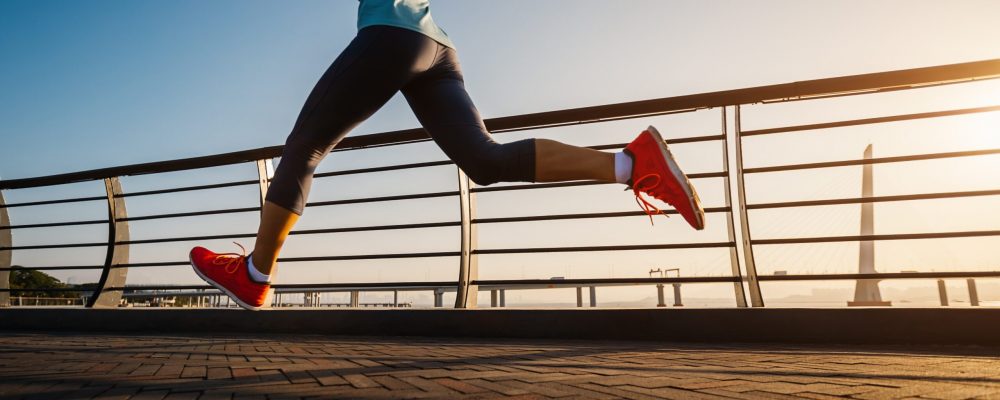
top-left (357, 0), bottom-right (455, 49)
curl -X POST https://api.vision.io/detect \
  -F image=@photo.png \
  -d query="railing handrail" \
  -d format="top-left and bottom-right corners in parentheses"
top-left (2, 58), bottom-right (998, 190)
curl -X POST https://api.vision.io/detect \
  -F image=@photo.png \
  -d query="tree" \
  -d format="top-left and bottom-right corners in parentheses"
top-left (9, 266), bottom-right (79, 298)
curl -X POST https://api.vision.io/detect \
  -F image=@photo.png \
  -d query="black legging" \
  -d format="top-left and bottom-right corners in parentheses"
top-left (266, 26), bottom-right (537, 215)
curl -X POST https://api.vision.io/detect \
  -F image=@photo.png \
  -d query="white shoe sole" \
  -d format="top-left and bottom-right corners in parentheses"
top-left (189, 254), bottom-right (271, 311)
top-left (646, 125), bottom-right (705, 230)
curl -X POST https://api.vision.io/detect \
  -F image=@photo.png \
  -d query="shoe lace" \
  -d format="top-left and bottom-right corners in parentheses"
top-left (210, 242), bottom-right (247, 274)
top-left (631, 173), bottom-right (671, 225)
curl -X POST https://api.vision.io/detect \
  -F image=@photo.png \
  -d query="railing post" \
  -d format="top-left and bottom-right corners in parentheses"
top-left (721, 107), bottom-right (749, 307)
top-left (256, 159), bottom-right (275, 208)
top-left (499, 289), bottom-right (505, 307)
top-left (0, 190), bottom-right (11, 307)
top-left (733, 106), bottom-right (765, 307)
top-left (454, 169), bottom-right (479, 308)
top-left (576, 287), bottom-right (583, 307)
top-left (490, 290), bottom-right (498, 307)
top-left (589, 286), bottom-right (597, 307)
top-left (87, 177), bottom-right (130, 308)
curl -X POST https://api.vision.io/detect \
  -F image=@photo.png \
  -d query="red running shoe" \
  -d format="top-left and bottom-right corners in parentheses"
top-left (624, 126), bottom-right (705, 230)
top-left (189, 244), bottom-right (271, 310)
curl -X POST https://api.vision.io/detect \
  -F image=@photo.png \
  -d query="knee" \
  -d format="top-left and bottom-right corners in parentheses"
top-left (460, 153), bottom-right (505, 186)
top-left (455, 139), bottom-right (536, 186)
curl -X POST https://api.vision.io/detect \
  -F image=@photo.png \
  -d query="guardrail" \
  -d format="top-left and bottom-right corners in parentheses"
top-left (2, 59), bottom-right (999, 308)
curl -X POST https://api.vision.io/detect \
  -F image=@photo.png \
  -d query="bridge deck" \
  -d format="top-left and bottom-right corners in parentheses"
top-left (1, 332), bottom-right (998, 399)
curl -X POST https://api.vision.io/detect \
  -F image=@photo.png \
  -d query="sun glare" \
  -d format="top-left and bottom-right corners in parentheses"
top-left (962, 111), bottom-right (1000, 148)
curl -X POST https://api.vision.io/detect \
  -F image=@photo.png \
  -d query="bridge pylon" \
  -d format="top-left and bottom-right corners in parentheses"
top-left (848, 144), bottom-right (891, 307)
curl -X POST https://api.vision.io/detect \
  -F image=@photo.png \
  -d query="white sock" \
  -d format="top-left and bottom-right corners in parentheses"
top-left (614, 152), bottom-right (633, 184)
top-left (246, 254), bottom-right (271, 284)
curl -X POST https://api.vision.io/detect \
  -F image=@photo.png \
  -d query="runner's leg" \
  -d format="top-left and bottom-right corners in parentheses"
top-left (402, 47), bottom-right (615, 186)
top-left (253, 27), bottom-right (438, 275)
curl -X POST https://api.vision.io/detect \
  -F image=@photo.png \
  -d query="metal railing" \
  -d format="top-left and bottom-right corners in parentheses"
top-left (1, 59), bottom-right (999, 308)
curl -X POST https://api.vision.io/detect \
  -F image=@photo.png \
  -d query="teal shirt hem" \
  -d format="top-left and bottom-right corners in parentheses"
top-left (357, 0), bottom-right (455, 49)
top-left (357, 21), bottom-right (455, 49)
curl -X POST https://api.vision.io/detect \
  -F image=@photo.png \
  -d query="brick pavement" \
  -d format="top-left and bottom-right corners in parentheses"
top-left (1, 332), bottom-right (999, 399)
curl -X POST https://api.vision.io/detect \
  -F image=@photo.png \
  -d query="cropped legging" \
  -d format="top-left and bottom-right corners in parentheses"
top-left (266, 26), bottom-right (537, 215)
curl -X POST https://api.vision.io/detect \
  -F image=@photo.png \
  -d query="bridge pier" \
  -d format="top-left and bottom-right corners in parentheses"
top-left (968, 279), bottom-right (979, 306)
top-left (433, 289), bottom-right (444, 308)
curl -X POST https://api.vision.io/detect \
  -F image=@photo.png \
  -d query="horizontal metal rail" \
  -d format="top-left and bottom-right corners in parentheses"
top-left (115, 261), bottom-right (189, 268)
top-left (289, 221), bottom-right (460, 235)
top-left (589, 133), bottom-right (728, 150)
top-left (120, 206), bottom-right (261, 222)
top-left (1, 242), bottom-right (107, 251)
top-left (473, 207), bottom-right (731, 224)
top-left (474, 277), bottom-right (741, 286)
top-left (0, 195), bottom-right (106, 209)
top-left (277, 251), bottom-right (462, 262)
top-left (118, 233), bottom-right (257, 246)
top-left (740, 104), bottom-right (1000, 137)
top-left (8, 271), bottom-right (1000, 294)
top-left (117, 179), bottom-right (258, 198)
top-left (757, 77), bottom-right (1000, 105)
top-left (473, 242), bottom-right (736, 255)
top-left (272, 281), bottom-right (457, 290)
top-left (305, 191), bottom-right (458, 208)
top-left (752, 230), bottom-right (1000, 245)
top-left (744, 149), bottom-right (1000, 174)
top-left (746, 189), bottom-right (1000, 210)
top-left (756, 271), bottom-right (1000, 281)
top-left (0, 265), bottom-right (104, 272)
top-left (313, 160), bottom-right (454, 179)
top-left (472, 171), bottom-right (727, 194)
top-left (0, 219), bottom-right (107, 230)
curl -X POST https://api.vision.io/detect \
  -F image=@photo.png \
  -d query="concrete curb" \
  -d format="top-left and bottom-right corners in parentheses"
top-left (1, 307), bottom-right (998, 345)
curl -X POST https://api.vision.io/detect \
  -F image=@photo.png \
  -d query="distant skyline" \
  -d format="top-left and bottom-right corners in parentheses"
top-left (2, 1), bottom-right (998, 307)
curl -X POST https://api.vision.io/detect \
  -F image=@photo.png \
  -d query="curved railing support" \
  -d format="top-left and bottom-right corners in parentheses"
top-left (734, 106), bottom-right (765, 307)
top-left (454, 169), bottom-right (479, 308)
top-left (0, 191), bottom-right (11, 307)
top-left (86, 177), bottom-right (130, 308)
top-left (721, 107), bottom-right (749, 307)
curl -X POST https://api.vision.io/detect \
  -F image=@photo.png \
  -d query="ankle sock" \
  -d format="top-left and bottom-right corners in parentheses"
top-left (614, 152), bottom-right (633, 184)
top-left (246, 254), bottom-right (271, 284)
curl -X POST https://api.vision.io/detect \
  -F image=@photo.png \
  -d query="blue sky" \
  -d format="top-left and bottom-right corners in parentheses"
top-left (3, 0), bottom-right (998, 178)
top-left (1, 1), bottom-right (999, 307)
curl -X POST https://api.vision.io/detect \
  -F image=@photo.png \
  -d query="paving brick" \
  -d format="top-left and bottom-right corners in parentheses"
top-left (1, 333), bottom-right (998, 400)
